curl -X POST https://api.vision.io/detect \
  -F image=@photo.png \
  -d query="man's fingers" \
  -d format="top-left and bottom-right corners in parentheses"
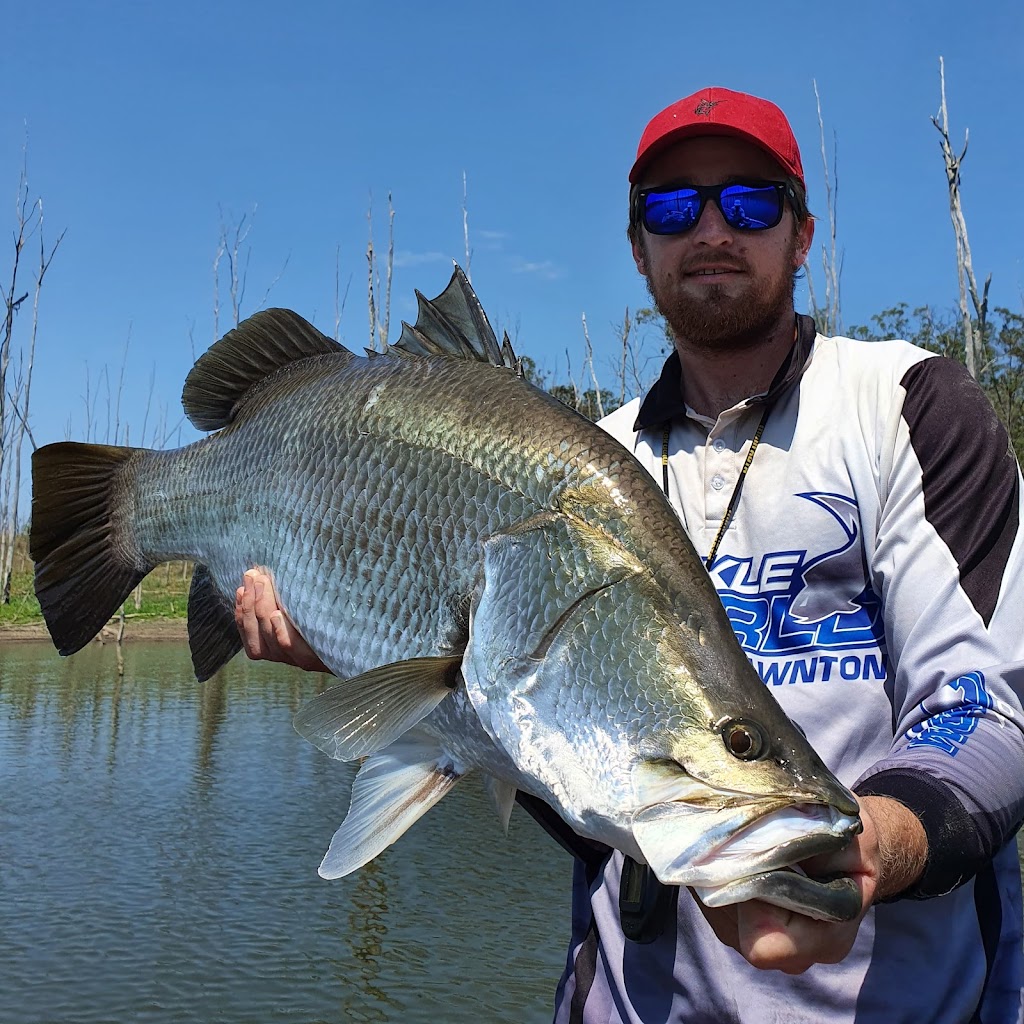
top-left (238, 572), bottom-right (266, 658)
top-left (737, 903), bottom-right (810, 973)
top-left (232, 567), bottom-right (331, 673)
top-left (253, 574), bottom-right (279, 622)
top-left (696, 893), bottom-right (862, 975)
top-left (235, 569), bottom-right (278, 661)
top-left (736, 901), bottom-right (857, 974)
top-left (270, 610), bottom-right (292, 650)
top-left (693, 895), bottom-right (740, 951)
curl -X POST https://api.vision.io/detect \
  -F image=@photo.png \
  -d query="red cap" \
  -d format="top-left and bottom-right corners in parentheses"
top-left (629, 87), bottom-right (804, 187)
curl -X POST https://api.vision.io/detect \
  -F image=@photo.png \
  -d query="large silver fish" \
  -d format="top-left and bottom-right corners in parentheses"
top-left (31, 268), bottom-right (861, 920)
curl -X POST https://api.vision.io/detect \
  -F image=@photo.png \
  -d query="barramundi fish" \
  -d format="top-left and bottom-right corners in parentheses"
top-left (31, 267), bottom-right (862, 921)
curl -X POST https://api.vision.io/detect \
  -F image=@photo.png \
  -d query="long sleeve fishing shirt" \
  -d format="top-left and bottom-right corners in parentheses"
top-left (551, 314), bottom-right (1024, 1024)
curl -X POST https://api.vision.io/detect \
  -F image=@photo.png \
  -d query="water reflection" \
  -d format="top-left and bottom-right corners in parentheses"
top-left (0, 641), bottom-right (569, 1023)
top-left (345, 861), bottom-right (396, 1023)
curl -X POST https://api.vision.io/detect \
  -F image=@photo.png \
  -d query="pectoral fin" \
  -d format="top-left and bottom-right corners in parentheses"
top-left (317, 733), bottom-right (462, 878)
top-left (293, 655), bottom-right (462, 760)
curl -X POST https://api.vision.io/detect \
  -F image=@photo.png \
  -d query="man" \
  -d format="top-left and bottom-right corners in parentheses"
top-left (236, 88), bottom-right (1024, 1021)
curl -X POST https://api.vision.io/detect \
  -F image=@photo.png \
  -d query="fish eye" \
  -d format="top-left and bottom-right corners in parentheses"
top-left (721, 719), bottom-right (767, 761)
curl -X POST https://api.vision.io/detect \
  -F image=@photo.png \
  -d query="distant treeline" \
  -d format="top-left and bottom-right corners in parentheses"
top-left (847, 304), bottom-right (1024, 456)
top-left (540, 303), bottom-right (1024, 462)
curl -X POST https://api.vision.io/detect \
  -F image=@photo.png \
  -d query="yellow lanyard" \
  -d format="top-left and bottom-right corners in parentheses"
top-left (661, 402), bottom-right (771, 571)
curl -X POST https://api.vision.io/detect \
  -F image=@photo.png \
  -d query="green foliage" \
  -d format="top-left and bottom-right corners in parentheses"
top-left (635, 306), bottom-right (672, 344)
top-left (849, 304), bottom-right (1024, 455)
top-left (518, 354), bottom-right (544, 387)
top-left (985, 309), bottom-right (1024, 452)
top-left (521, 354), bottom-right (625, 422)
top-left (1, 563), bottom-right (197, 626)
top-left (0, 572), bottom-right (43, 624)
top-left (546, 384), bottom-right (619, 423)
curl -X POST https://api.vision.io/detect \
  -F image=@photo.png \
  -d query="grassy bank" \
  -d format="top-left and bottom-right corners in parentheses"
top-left (1, 562), bottom-right (195, 627)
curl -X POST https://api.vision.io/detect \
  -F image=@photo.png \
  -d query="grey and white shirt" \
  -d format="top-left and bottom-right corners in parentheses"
top-left (550, 315), bottom-right (1024, 1024)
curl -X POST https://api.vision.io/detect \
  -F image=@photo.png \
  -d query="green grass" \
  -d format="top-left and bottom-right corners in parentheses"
top-left (1, 564), bottom-right (194, 625)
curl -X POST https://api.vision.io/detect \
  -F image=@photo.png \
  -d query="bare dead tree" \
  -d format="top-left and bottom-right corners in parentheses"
top-left (0, 160), bottom-right (31, 474)
top-left (564, 348), bottom-right (581, 409)
top-left (212, 205), bottom-right (290, 338)
top-left (382, 194), bottom-right (394, 348)
top-left (805, 80), bottom-right (843, 335)
top-left (462, 171), bottom-right (472, 282)
top-left (932, 56), bottom-right (990, 380)
top-left (212, 230), bottom-right (226, 340)
top-left (112, 324), bottom-right (131, 445)
top-left (0, 153), bottom-right (63, 602)
top-left (366, 193), bottom-right (396, 352)
top-left (334, 244), bottom-right (351, 342)
top-left (225, 208), bottom-right (253, 329)
top-left (580, 313), bottom-right (605, 420)
top-left (366, 207), bottom-right (377, 352)
top-left (139, 364), bottom-right (156, 448)
top-left (616, 307), bottom-right (634, 407)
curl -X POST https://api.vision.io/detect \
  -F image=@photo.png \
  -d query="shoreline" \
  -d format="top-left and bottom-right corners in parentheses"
top-left (0, 618), bottom-right (190, 643)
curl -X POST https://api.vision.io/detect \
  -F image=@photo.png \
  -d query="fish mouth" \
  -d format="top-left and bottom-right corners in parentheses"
top-left (693, 866), bottom-right (863, 923)
top-left (632, 795), bottom-right (862, 891)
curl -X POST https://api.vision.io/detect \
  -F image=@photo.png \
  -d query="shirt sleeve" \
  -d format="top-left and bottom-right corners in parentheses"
top-left (855, 354), bottom-right (1024, 899)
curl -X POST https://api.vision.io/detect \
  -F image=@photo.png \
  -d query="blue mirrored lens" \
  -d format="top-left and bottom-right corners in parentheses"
top-left (644, 189), bottom-right (701, 233)
top-left (718, 184), bottom-right (782, 230)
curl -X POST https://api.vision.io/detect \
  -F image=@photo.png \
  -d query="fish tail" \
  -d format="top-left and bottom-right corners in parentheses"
top-left (31, 441), bottom-right (153, 655)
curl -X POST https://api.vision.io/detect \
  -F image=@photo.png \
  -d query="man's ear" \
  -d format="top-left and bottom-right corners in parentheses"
top-left (795, 217), bottom-right (814, 270)
top-left (632, 235), bottom-right (648, 276)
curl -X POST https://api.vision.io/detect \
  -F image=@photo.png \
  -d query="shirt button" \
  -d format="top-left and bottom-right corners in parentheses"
top-left (711, 474), bottom-right (725, 490)
top-left (713, 438), bottom-right (726, 452)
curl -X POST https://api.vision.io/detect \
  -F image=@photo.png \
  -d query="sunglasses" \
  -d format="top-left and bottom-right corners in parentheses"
top-left (638, 180), bottom-right (792, 235)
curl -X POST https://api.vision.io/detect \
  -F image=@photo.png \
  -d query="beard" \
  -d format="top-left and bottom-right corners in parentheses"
top-left (643, 237), bottom-right (800, 352)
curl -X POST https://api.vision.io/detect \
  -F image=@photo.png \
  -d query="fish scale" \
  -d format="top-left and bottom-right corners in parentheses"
top-left (31, 266), bottom-right (864, 923)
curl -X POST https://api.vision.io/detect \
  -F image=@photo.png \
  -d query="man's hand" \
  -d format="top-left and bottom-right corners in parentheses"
top-left (695, 795), bottom-right (927, 974)
top-left (234, 568), bottom-right (332, 673)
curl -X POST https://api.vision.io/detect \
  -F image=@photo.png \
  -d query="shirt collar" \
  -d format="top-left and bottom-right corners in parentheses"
top-left (632, 313), bottom-right (818, 431)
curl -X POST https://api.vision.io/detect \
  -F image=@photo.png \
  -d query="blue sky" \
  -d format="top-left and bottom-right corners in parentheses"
top-left (3, 0), bottom-right (1022, 460)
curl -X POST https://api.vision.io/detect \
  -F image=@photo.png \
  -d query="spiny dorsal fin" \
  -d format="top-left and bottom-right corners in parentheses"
top-left (182, 308), bottom-right (351, 431)
top-left (386, 264), bottom-right (519, 371)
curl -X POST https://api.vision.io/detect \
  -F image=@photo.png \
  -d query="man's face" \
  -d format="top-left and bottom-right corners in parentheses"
top-left (632, 136), bottom-right (814, 351)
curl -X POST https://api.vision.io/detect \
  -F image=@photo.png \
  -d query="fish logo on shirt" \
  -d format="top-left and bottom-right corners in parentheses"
top-left (708, 492), bottom-right (884, 660)
top-left (789, 493), bottom-right (868, 624)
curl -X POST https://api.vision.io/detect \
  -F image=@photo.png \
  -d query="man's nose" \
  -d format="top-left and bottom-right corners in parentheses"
top-left (690, 201), bottom-right (734, 245)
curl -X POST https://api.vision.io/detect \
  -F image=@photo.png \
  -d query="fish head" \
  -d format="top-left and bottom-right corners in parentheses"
top-left (627, 656), bottom-right (863, 891)
top-left (466, 505), bottom-right (861, 910)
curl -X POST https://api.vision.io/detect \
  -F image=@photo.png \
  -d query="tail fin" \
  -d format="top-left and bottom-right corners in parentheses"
top-left (31, 442), bottom-right (152, 655)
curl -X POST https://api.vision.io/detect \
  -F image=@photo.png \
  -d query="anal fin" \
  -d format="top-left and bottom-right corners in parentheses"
top-left (188, 564), bottom-right (242, 682)
top-left (318, 733), bottom-right (462, 878)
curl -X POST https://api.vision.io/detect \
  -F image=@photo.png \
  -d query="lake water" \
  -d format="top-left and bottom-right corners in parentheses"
top-left (0, 642), bottom-right (571, 1024)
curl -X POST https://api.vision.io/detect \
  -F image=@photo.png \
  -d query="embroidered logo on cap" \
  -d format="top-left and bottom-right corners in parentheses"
top-left (694, 99), bottom-right (720, 117)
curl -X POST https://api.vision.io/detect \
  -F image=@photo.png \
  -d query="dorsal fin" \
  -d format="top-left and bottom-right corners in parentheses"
top-left (182, 308), bottom-right (351, 431)
top-left (386, 264), bottom-right (520, 372)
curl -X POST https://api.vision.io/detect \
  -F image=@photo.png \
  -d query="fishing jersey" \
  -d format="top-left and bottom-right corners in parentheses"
top-left (552, 315), bottom-right (1024, 1024)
